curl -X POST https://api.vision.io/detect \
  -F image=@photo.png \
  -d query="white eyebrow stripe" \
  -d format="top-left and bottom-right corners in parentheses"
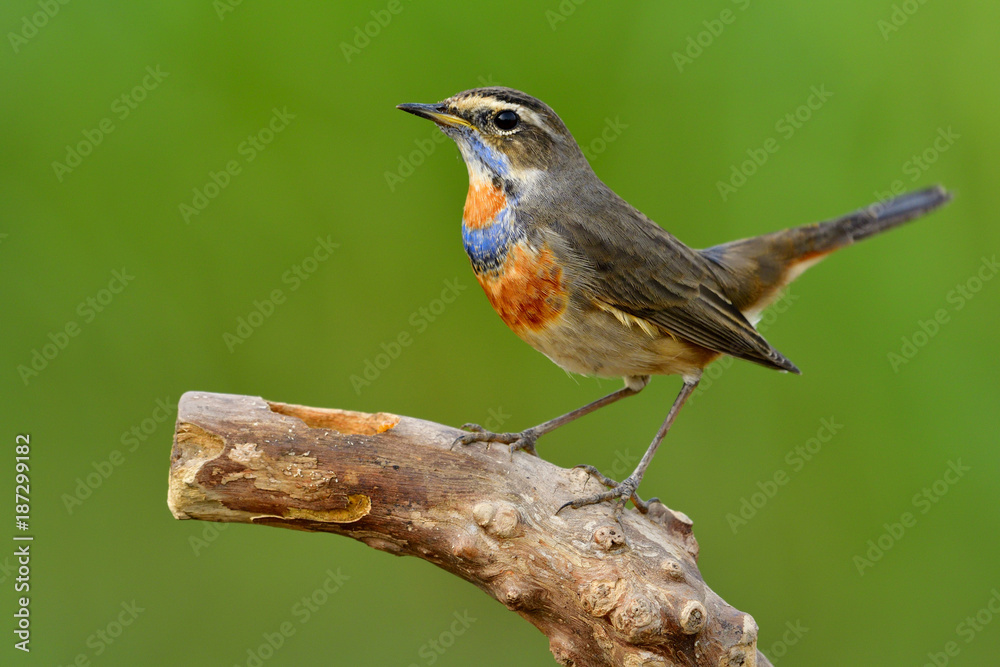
top-left (516, 107), bottom-right (560, 141)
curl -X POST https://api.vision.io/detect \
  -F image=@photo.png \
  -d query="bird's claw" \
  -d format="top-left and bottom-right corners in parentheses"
top-left (557, 465), bottom-right (651, 514)
top-left (452, 425), bottom-right (538, 458)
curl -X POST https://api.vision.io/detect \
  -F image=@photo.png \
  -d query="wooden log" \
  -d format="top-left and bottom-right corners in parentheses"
top-left (168, 391), bottom-right (772, 667)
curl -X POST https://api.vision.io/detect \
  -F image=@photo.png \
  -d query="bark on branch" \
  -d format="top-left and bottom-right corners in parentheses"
top-left (168, 391), bottom-right (772, 667)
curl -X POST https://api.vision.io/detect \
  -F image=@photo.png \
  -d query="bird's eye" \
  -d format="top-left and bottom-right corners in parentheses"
top-left (494, 110), bottom-right (519, 131)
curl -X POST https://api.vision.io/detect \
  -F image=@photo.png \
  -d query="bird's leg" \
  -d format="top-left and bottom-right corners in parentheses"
top-left (558, 377), bottom-right (700, 514)
top-left (454, 377), bottom-right (648, 456)
top-left (570, 465), bottom-right (658, 513)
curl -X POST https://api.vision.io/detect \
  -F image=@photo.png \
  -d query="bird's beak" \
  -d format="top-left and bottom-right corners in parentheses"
top-left (396, 103), bottom-right (473, 129)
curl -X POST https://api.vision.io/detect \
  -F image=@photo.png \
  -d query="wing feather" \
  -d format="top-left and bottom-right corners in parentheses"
top-left (553, 195), bottom-right (800, 373)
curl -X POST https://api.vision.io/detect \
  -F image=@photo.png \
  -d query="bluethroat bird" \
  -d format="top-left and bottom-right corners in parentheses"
top-left (398, 87), bottom-right (951, 514)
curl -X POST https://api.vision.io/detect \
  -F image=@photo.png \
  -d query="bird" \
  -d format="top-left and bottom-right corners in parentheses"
top-left (397, 87), bottom-right (951, 514)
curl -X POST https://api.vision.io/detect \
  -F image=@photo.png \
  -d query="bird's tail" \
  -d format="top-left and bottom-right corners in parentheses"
top-left (701, 185), bottom-right (952, 314)
top-left (786, 184), bottom-right (952, 252)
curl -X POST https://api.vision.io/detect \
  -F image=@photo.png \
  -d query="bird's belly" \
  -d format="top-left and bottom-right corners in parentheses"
top-left (522, 306), bottom-right (719, 379)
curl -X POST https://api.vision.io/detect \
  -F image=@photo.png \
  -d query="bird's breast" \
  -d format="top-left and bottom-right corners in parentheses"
top-left (474, 241), bottom-right (569, 337)
top-left (461, 178), bottom-right (569, 338)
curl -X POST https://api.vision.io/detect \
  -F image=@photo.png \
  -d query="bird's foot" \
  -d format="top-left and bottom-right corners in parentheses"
top-left (557, 465), bottom-right (656, 515)
top-left (452, 424), bottom-right (538, 457)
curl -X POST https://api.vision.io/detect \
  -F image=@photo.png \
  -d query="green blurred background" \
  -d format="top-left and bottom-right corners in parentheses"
top-left (3, 1), bottom-right (998, 665)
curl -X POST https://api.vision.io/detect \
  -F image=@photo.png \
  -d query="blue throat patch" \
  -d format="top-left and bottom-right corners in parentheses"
top-left (455, 131), bottom-right (525, 273)
top-left (462, 205), bottom-right (525, 274)
top-left (466, 134), bottom-right (510, 177)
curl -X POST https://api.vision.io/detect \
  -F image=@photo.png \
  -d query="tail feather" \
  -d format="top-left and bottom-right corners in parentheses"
top-left (824, 185), bottom-right (952, 246)
top-left (701, 185), bottom-right (952, 314)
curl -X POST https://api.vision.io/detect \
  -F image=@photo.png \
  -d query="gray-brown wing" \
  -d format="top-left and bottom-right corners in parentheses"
top-left (557, 205), bottom-right (800, 373)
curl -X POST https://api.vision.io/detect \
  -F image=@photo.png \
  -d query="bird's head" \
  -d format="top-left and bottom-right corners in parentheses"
top-left (397, 87), bottom-right (588, 187)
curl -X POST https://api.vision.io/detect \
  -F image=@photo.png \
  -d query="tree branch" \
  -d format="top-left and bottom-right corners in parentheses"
top-left (168, 391), bottom-right (772, 667)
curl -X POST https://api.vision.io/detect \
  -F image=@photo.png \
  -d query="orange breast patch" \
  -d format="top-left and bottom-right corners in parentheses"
top-left (463, 180), bottom-right (507, 229)
top-left (477, 244), bottom-right (568, 334)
